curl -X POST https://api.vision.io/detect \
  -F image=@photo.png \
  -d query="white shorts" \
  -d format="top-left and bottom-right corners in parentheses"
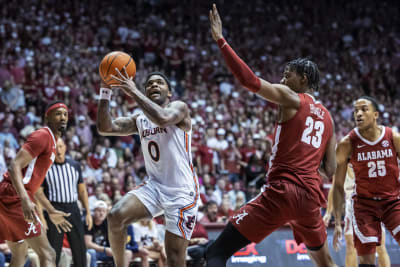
top-left (128, 179), bottom-right (199, 240)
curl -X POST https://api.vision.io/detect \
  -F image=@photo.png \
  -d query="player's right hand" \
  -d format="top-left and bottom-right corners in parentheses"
top-left (21, 198), bottom-right (39, 225)
top-left (333, 223), bottom-right (343, 251)
top-left (49, 210), bottom-right (73, 233)
top-left (209, 4), bottom-right (224, 41)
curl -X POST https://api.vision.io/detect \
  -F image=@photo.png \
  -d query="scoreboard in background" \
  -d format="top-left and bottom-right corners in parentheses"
top-left (207, 227), bottom-right (400, 267)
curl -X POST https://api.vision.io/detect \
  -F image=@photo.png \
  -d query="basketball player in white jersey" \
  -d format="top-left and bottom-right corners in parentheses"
top-left (97, 68), bottom-right (199, 267)
top-left (324, 165), bottom-right (390, 267)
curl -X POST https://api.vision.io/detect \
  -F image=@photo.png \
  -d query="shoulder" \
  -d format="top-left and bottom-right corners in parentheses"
top-left (339, 134), bottom-right (352, 146)
top-left (66, 158), bottom-right (81, 169)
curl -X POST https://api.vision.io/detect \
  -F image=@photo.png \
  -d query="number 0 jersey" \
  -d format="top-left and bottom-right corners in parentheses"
top-left (349, 126), bottom-right (400, 199)
top-left (136, 113), bottom-right (198, 190)
top-left (266, 93), bottom-right (333, 205)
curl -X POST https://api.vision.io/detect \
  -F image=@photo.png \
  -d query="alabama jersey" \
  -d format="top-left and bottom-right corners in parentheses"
top-left (0, 127), bottom-right (57, 241)
top-left (266, 93), bottom-right (333, 204)
top-left (2, 127), bottom-right (56, 197)
top-left (349, 126), bottom-right (400, 199)
top-left (136, 113), bottom-right (197, 191)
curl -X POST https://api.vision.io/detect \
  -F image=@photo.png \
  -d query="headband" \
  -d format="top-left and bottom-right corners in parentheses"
top-left (45, 103), bottom-right (68, 116)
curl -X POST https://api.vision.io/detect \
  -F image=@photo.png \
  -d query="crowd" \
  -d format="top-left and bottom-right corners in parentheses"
top-left (0, 0), bottom-right (399, 265)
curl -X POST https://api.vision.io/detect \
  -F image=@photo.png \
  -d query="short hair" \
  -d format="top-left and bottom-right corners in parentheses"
top-left (144, 72), bottom-right (171, 91)
top-left (357, 96), bottom-right (380, 112)
top-left (206, 200), bottom-right (218, 209)
top-left (45, 100), bottom-right (65, 112)
top-left (286, 58), bottom-right (320, 91)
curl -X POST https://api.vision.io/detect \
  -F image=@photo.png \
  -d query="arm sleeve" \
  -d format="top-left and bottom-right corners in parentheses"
top-left (22, 130), bottom-right (50, 158)
top-left (217, 38), bottom-right (261, 93)
top-left (75, 161), bottom-right (83, 184)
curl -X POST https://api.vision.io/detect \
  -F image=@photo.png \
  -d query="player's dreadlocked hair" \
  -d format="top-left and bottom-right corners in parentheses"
top-left (286, 58), bottom-right (320, 91)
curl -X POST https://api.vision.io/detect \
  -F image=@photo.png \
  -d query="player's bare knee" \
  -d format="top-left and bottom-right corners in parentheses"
top-left (108, 207), bottom-right (125, 227)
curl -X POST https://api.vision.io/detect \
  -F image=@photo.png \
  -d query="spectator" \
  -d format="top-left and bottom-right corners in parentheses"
top-left (126, 224), bottom-right (150, 267)
top-left (133, 219), bottom-right (167, 267)
top-left (84, 200), bottom-right (132, 266)
top-left (200, 200), bottom-right (222, 224)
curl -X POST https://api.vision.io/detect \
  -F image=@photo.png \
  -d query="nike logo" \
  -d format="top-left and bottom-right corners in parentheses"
top-left (357, 144), bottom-right (366, 148)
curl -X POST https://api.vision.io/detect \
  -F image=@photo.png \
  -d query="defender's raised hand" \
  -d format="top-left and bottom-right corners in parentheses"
top-left (209, 4), bottom-right (223, 41)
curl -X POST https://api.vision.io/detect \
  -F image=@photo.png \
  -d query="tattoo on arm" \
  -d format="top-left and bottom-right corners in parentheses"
top-left (112, 116), bottom-right (138, 135)
top-left (97, 100), bottom-right (138, 136)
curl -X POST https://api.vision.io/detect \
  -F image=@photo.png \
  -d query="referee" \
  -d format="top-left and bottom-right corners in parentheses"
top-left (35, 138), bottom-right (93, 266)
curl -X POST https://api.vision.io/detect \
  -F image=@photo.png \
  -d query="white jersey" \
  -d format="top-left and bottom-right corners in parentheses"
top-left (136, 113), bottom-right (197, 191)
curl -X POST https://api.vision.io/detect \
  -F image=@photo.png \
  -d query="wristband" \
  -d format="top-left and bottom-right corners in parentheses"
top-left (217, 37), bottom-right (228, 49)
top-left (100, 88), bottom-right (112, 101)
top-left (103, 246), bottom-right (106, 253)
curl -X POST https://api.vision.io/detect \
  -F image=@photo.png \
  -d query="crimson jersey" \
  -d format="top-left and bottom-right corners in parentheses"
top-left (2, 127), bottom-right (56, 197)
top-left (267, 93), bottom-right (333, 205)
top-left (349, 126), bottom-right (400, 199)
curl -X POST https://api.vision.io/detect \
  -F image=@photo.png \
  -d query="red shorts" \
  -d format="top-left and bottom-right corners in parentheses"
top-left (0, 182), bottom-right (41, 242)
top-left (352, 196), bottom-right (400, 255)
top-left (229, 181), bottom-right (326, 247)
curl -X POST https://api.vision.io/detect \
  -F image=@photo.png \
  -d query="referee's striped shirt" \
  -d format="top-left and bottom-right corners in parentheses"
top-left (43, 158), bottom-right (83, 203)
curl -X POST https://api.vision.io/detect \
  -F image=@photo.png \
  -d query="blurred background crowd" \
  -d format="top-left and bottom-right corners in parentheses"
top-left (0, 0), bottom-right (399, 264)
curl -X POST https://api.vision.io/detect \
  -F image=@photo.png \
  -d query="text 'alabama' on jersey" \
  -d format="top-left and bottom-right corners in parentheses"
top-left (349, 126), bottom-right (400, 199)
top-left (266, 93), bottom-right (333, 205)
top-left (136, 114), bottom-right (198, 191)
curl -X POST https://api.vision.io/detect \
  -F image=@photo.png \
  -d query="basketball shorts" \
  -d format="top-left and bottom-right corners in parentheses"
top-left (128, 179), bottom-right (199, 240)
top-left (352, 196), bottom-right (400, 255)
top-left (230, 181), bottom-right (327, 247)
top-left (0, 182), bottom-right (42, 242)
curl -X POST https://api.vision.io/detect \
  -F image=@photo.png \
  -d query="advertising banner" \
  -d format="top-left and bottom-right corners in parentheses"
top-left (207, 227), bottom-right (400, 267)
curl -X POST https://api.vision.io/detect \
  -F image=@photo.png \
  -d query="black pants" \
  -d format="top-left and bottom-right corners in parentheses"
top-left (44, 202), bottom-right (87, 267)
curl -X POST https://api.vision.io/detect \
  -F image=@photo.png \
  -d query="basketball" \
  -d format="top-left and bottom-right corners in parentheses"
top-left (99, 51), bottom-right (136, 86)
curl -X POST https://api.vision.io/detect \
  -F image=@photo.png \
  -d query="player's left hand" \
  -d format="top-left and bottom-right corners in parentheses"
top-left (86, 213), bottom-right (93, 230)
top-left (110, 67), bottom-right (138, 98)
top-left (333, 223), bottom-right (343, 251)
top-left (209, 4), bottom-right (224, 42)
top-left (49, 210), bottom-right (72, 233)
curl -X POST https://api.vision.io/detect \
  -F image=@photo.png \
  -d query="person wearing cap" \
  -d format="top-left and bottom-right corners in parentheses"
top-left (35, 138), bottom-right (92, 266)
top-left (0, 100), bottom-right (71, 266)
top-left (97, 70), bottom-right (198, 267)
top-left (84, 200), bottom-right (132, 266)
top-left (76, 115), bottom-right (93, 146)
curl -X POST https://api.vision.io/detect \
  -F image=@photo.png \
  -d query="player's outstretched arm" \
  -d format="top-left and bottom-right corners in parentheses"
top-left (111, 68), bottom-right (190, 129)
top-left (209, 4), bottom-right (300, 108)
top-left (331, 135), bottom-right (351, 250)
top-left (35, 187), bottom-right (72, 233)
top-left (97, 83), bottom-right (139, 136)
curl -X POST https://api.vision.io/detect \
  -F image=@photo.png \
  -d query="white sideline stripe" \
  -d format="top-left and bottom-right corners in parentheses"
top-left (351, 198), bottom-right (378, 244)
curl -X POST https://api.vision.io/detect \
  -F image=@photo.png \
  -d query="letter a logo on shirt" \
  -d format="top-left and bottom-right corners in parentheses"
top-left (232, 210), bottom-right (248, 225)
top-left (25, 222), bottom-right (38, 236)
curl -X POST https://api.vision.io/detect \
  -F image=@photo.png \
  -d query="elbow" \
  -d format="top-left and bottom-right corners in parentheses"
top-left (96, 125), bottom-right (110, 136)
top-left (154, 116), bottom-right (169, 128)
